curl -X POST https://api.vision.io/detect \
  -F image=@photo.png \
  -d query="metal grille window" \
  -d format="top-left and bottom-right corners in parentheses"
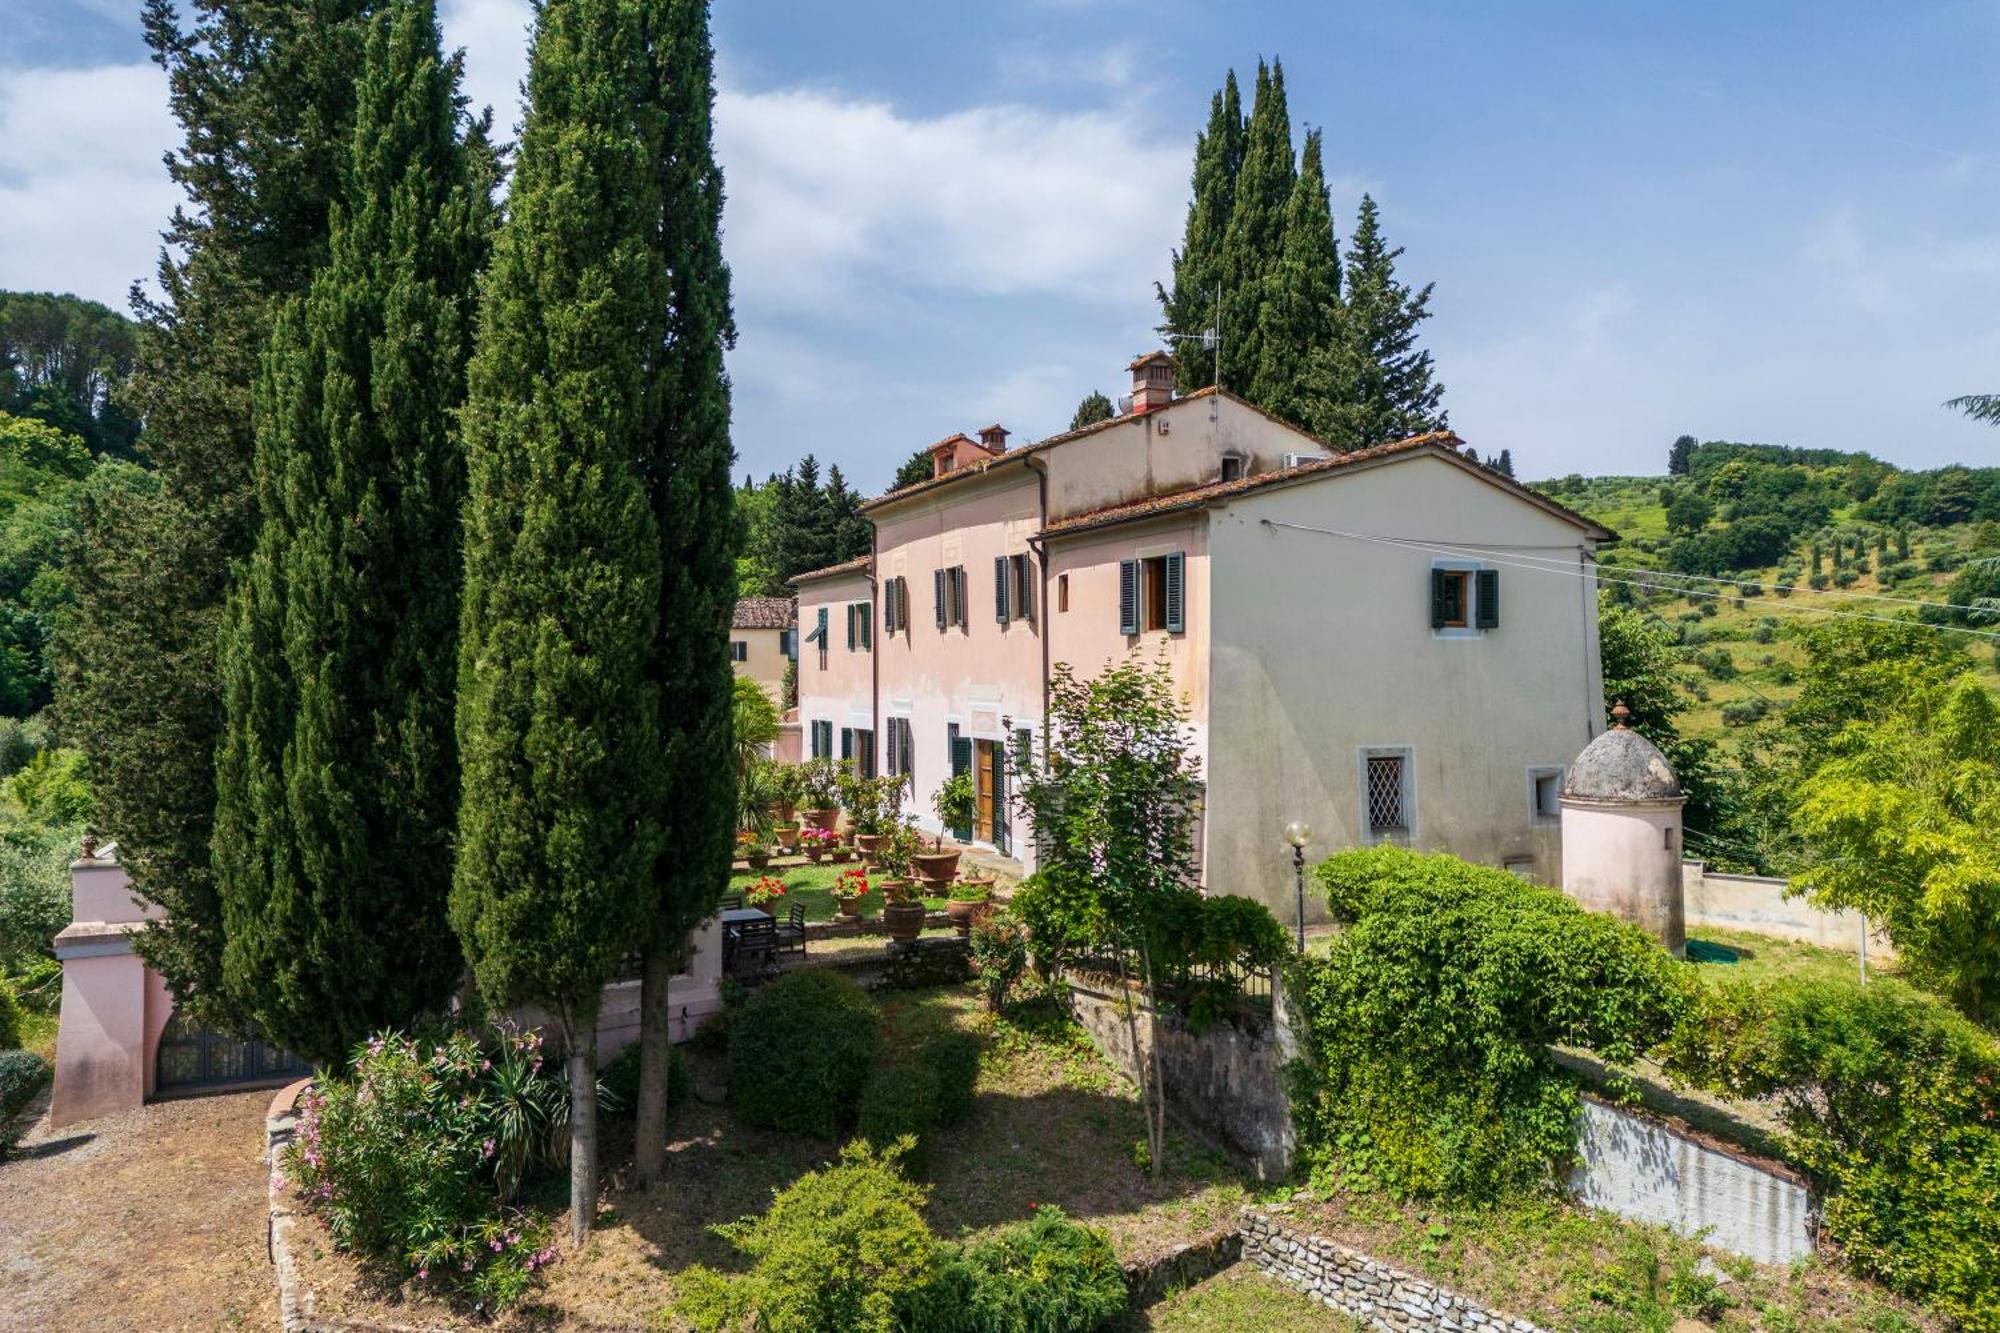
top-left (1366, 754), bottom-right (1407, 834)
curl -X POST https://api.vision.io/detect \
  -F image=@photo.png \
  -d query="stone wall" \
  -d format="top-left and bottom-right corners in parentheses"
top-left (1063, 970), bottom-right (1294, 1181)
top-left (1682, 860), bottom-right (1893, 958)
top-left (1241, 1208), bottom-right (1548, 1333)
top-left (1570, 1095), bottom-right (1814, 1266)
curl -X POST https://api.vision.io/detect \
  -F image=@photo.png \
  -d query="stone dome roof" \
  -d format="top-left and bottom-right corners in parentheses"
top-left (1562, 704), bottom-right (1684, 804)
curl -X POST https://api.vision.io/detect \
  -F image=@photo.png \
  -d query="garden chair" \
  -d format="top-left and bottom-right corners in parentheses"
top-left (774, 903), bottom-right (807, 958)
top-left (727, 914), bottom-right (778, 980)
top-left (720, 891), bottom-right (744, 911)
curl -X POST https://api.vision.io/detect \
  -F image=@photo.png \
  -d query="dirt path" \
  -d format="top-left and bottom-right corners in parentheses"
top-left (0, 1089), bottom-right (276, 1332)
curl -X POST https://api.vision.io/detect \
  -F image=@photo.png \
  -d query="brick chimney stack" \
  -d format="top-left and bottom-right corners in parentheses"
top-left (1128, 350), bottom-right (1177, 414)
top-left (977, 424), bottom-right (1010, 454)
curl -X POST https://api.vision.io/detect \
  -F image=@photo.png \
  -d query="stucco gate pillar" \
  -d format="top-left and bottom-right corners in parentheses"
top-left (1559, 702), bottom-right (1687, 957)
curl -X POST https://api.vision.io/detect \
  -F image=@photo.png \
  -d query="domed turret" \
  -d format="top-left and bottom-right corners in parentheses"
top-left (1559, 703), bottom-right (1686, 955)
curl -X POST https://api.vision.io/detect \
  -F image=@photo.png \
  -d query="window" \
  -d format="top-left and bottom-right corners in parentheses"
top-left (730, 640), bottom-right (747, 663)
top-left (842, 728), bottom-right (875, 777)
top-left (779, 628), bottom-right (794, 659)
top-left (882, 576), bottom-right (909, 634)
top-left (934, 565), bottom-right (967, 630)
top-left (1119, 551), bottom-right (1185, 635)
top-left (1529, 766), bottom-right (1564, 821)
top-left (1430, 566), bottom-right (1500, 633)
top-left (809, 606), bottom-right (829, 670)
top-left (994, 552), bottom-right (1034, 626)
top-left (1361, 747), bottom-right (1414, 839)
top-left (845, 601), bottom-right (872, 652)
top-left (884, 717), bottom-right (915, 780)
top-left (1058, 573), bottom-right (1069, 613)
top-left (1504, 858), bottom-right (1536, 880)
top-left (1220, 451), bottom-right (1247, 483)
top-left (810, 719), bottom-right (833, 759)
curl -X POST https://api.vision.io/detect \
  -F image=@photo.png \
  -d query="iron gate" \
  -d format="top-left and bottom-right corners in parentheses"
top-left (155, 1011), bottom-right (309, 1090)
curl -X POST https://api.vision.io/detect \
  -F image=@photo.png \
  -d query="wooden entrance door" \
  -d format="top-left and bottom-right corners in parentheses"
top-left (973, 739), bottom-right (996, 842)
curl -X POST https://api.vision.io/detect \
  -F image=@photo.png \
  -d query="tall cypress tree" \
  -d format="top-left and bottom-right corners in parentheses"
top-left (58, 2), bottom-right (384, 1027)
top-left (1156, 70), bottom-right (1243, 394)
top-left (1219, 59), bottom-right (1294, 394)
top-left (1249, 127), bottom-right (1341, 429)
top-left (452, 0), bottom-right (668, 1249)
top-left (1070, 390), bottom-right (1115, 430)
top-left (212, 0), bottom-right (491, 1065)
top-left (1309, 194), bottom-right (1446, 447)
top-left (636, 0), bottom-right (738, 1190)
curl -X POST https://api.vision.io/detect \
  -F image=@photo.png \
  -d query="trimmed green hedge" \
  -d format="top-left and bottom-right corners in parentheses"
top-left (728, 969), bottom-right (879, 1137)
top-left (0, 1047), bottom-right (48, 1118)
top-left (0, 975), bottom-right (20, 1049)
top-left (1289, 846), bottom-right (1690, 1201)
top-left (1664, 976), bottom-right (2000, 1330)
top-left (909, 1204), bottom-right (1128, 1333)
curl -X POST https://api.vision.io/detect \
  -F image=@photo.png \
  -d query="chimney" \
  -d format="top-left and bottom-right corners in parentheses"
top-left (977, 423), bottom-right (1010, 453)
top-left (1128, 350), bottom-right (1177, 414)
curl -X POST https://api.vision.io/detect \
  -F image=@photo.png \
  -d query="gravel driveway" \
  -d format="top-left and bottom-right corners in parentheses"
top-left (0, 1088), bottom-right (276, 1331)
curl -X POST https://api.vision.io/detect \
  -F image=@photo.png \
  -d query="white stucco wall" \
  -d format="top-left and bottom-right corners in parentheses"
top-left (1041, 394), bottom-right (1326, 523)
top-left (1562, 799), bottom-right (1686, 954)
top-left (794, 568), bottom-right (875, 766)
top-left (1204, 452), bottom-right (1604, 917)
top-left (730, 625), bottom-right (789, 707)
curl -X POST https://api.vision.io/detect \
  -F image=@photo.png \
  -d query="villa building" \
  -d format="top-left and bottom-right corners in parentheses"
top-left (792, 352), bottom-right (1614, 917)
top-left (730, 595), bottom-right (795, 706)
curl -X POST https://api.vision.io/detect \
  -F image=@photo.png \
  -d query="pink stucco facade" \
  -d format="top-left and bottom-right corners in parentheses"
top-left (50, 853), bottom-right (173, 1127)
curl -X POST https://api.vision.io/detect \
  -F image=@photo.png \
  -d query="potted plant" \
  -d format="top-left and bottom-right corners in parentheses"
top-left (799, 826), bottom-right (832, 864)
top-left (773, 819), bottom-right (801, 853)
top-left (875, 820), bottom-right (928, 942)
top-left (946, 877), bottom-right (994, 936)
top-left (829, 866), bottom-right (870, 918)
top-left (742, 839), bottom-right (773, 872)
top-left (745, 875), bottom-right (787, 916)
top-left (798, 758), bottom-right (841, 832)
top-left (772, 762), bottom-right (805, 825)
top-left (916, 773), bottom-right (973, 886)
top-left (828, 835), bottom-right (856, 864)
top-left (840, 772), bottom-right (904, 862)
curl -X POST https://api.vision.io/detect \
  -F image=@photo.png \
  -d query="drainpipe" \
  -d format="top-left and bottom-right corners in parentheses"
top-left (1026, 455), bottom-right (1053, 752)
top-left (870, 522), bottom-right (880, 778)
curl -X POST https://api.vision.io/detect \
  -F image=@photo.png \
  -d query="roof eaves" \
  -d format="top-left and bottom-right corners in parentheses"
top-left (787, 555), bottom-right (873, 586)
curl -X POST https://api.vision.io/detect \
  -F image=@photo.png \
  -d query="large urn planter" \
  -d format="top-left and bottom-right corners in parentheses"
top-left (744, 851), bottom-right (770, 872)
top-left (913, 848), bottom-right (961, 885)
top-left (802, 807), bottom-right (839, 833)
top-left (774, 824), bottom-right (800, 852)
top-left (853, 833), bottom-right (885, 865)
top-left (829, 846), bottom-right (855, 864)
top-left (881, 893), bottom-right (925, 942)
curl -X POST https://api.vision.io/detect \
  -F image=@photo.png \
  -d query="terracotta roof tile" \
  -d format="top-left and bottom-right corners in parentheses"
top-left (732, 596), bottom-right (796, 630)
top-left (787, 554), bottom-right (873, 586)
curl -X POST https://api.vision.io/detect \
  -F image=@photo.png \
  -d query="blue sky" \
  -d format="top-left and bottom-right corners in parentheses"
top-left (4, 1), bottom-right (1998, 488)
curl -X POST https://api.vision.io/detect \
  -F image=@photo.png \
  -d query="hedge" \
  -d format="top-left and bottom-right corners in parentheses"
top-left (1289, 846), bottom-right (1690, 1201)
top-left (0, 975), bottom-right (20, 1050)
top-left (909, 1204), bottom-right (1128, 1333)
top-left (727, 969), bottom-right (879, 1137)
top-left (1663, 976), bottom-right (2000, 1330)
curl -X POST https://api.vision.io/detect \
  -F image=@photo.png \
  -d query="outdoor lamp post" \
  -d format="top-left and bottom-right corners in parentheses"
top-left (1284, 820), bottom-right (1313, 952)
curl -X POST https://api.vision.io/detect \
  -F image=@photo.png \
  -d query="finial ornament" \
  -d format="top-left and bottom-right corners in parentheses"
top-left (1610, 700), bottom-right (1631, 729)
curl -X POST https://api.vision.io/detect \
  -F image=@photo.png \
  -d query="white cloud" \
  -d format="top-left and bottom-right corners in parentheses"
top-left (0, 62), bottom-right (177, 306)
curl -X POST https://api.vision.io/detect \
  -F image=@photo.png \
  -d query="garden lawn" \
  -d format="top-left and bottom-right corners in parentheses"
top-left (283, 983), bottom-right (1251, 1331)
top-left (1279, 1190), bottom-right (1940, 1333)
top-left (728, 860), bottom-right (947, 920)
top-left (1138, 1265), bottom-right (1364, 1331)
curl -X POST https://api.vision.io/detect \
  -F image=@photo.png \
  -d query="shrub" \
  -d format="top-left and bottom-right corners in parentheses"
top-left (0, 975), bottom-right (20, 1049)
top-left (1809, 571), bottom-right (1832, 589)
top-left (1695, 647), bottom-right (1736, 680)
top-left (1293, 847), bottom-right (1690, 1201)
top-left (283, 1027), bottom-right (564, 1308)
top-left (920, 1030), bottom-right (981, 1125)
top-left (675, 1140), bottom-right (937, 1333)
top-left (1751, 621), bottom-right (1776, 644)
top-left (857, 1062), bottom-right (942, 1173)
top-left (0, 1047), bottom-right (48, 1116)
top-left (597, 1039), bottom-right (689, 1119)
top-left (728, 968), bottom-right (879, 1137)
top-left (910, 1205), bottom-right (1128, 1333)
top-left (970, 908), bottom-right (1029, 1012)
top-left (1664, 977), bottom-right (2000, 1329)
top-left (1834, 566), bottom-right (1860, 587)
top-left (1719, 698), bottom-right (1768, 727)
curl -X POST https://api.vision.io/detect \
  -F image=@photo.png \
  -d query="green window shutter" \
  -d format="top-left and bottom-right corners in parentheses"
top-left (883, 580), bottom-right (896, 633)
top-left (1476, 569), bottom-right (1499, 629)
top-left (1165, 551), bottom-right (1186, 634)
top-left (1119, 559), bottom-right (1140, 635)
top-left (1429, 569), bottom-right (1450, 629)
top-left (935, 569), bottom-right (947, 630)
top-left (995, 555), bottom-right (1010, 624)
top-left (992, 738), bottom-right (1009, 855)
top-left (863, 601), bottom-right (874, 650)
top-left (841, 727), bottom-right (852, 761)
top-left (948, 726), bottom-right (974, 840)
top-left (955, 567), bottom-right (968, 628)
top-left (1018, 555), bottom-right (1035, 625)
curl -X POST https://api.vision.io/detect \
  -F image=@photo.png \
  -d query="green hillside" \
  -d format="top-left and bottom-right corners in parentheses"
top-left (1537, 441), bottom-right (2000, 744)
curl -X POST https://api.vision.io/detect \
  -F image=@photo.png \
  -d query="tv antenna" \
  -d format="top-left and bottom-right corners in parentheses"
top-left (1163, 286), bottom-right (1222, 396)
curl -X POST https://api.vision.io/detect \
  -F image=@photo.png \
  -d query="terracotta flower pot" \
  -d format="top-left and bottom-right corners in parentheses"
top-left (882, 898), bottom-right (926, 943)
top-left (830, 847), bottom-right (855, 864)
top-left (745, 852), bottom-right (770, 871)
top-left (853, 833), bottom-right (884, 863)
top-left (913, 849), bottom-right (961, 884)
top-left (945, 897), bottom-right (985, 935)
top-left (774, 825), bottom-right (800, 851)
top-left (802, 845), bottom-right (824, 864)
top-left (803, 808), bottom-right (839, 832)
top-left (837, 896), bottom-right (863, 918)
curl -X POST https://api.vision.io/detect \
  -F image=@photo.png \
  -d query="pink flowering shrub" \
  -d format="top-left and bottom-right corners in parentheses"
top-left (283, 1025), bottom-right (564, 1310)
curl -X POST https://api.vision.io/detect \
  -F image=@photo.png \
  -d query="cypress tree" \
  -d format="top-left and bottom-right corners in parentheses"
top-left (452, 0), bottom-right (668, 1249)
top-left (1219, 59), bottom-right (1295, 395)
top-left (1310, 194), bottom-right (1446, 447)
top-left (1249, 127), bottom-right (1341, 430)
top-left (1668, 433), bottom-right (1696, 475)
top-left (212, 0), bottom-right (491, 1065)
top-left (1156, 70), bottom-right (1243, 394)
top-left (1495, 448), bottom-right (1515, 479)
top-left (636, 0), bottom-right (738, 1190)
top-left (1070, 390), bottom-right (1115, 430)
top-left (58, 2), bottom-right (385, 1027)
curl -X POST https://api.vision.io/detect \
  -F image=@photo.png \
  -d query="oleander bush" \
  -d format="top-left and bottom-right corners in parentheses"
top-left (282, 1027), bottom-right (563, 1309)
top-left (1289, 847), bottom-right (1691, 1201)
top-left (727, 968), bottom-right (879, 1137)
top-left (1663, 976), bottom-right (2000, 1330)
top-left (908, 1204), bottom-right (1128, 1333)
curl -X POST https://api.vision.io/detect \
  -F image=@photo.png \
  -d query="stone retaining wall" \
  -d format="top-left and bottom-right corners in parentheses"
top-left (1241, 1208), bottom-right (1548, 1333)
